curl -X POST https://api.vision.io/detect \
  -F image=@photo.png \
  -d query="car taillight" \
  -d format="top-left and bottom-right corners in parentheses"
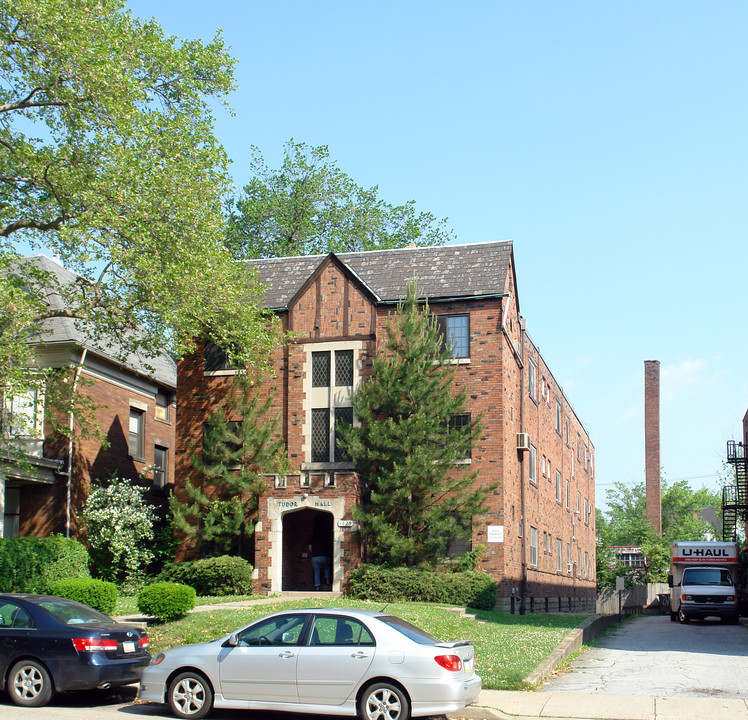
top-left (140, 636), bottom-right (149, 650)
top-left (434, 654), bottom-right (463, 671)
top-left (72, 637), bottom-right (118, 652)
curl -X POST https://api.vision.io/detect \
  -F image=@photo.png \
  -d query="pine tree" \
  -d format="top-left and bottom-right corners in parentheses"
top-left (172, 377), bottom-right (287, 557)
top-left (341, 279), bottom-right (490, 567)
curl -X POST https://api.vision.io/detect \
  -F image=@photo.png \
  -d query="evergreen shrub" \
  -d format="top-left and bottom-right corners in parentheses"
top-left (158, 555), bottom-right (253, 596)
top-left (347, 565), bottom-right (497, 610)
top-left (137, 582), bottom-right (196, 622)
top-left (48, 577), bottom-right (118, 615)
top-left (0, 536), bottom-right (90, 593)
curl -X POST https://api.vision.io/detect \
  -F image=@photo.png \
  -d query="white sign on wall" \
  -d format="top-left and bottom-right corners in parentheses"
top-left (487, 525), bottom-right (504, 543)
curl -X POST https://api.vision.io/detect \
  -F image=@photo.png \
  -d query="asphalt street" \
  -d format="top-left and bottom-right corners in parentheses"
top-left (540, 613), bottom-right (748, 698)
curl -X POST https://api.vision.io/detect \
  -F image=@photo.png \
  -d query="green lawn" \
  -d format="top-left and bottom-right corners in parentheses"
top-left (131, 596), bottom-right (587, 691)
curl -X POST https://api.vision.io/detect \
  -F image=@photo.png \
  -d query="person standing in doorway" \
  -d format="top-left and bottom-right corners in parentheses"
top-left (309, 518), bottom-right (331, 591)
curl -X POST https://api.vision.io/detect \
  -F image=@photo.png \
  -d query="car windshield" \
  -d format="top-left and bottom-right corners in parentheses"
top-left (682, 568), bottom-right (734, 587)
top-left (377, 614), bottom-right (440, 644)
top-left (35, 599), bottom-right (113, 625)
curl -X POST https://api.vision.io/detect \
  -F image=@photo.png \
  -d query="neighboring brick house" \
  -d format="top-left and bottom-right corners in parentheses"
top-left (177, 241), bottom-right (596, 611)
top-left (1, 255), bottom-right (176, 539)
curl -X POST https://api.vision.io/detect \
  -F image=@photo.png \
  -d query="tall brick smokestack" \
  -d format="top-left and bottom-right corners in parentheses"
top-left (644, 360), bottom-right (662, 535)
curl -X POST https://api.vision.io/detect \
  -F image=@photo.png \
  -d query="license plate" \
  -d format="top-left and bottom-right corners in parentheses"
top-left (122, 641), bottom-right (136, 653)
top-left (464, 658), bottom-right (473, 673)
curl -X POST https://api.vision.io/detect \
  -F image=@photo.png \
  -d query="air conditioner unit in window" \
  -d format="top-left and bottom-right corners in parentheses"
top-left (516, 432), bottom-right (531, 452)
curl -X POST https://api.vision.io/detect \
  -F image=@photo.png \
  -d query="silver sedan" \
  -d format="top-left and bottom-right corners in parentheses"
top-left (139, 606), bottom-right (481, 720)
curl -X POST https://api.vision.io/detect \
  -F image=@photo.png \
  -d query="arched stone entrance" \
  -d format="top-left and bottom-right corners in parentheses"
top-left (266, 495), bottom-right (347, 593)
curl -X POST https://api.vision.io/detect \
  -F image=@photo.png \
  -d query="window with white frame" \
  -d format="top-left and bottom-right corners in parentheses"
top-left (436, 314), bottom-right (470, 359)
top-left (1, 388), bottom-right (44, 438)
top-left (153, 445), bottom-right (168, 488)
top-left (556, 539), bottom-right (562, 572)
top-left (566, 543), bottom-right (571, 573)
top-left (584, 498), bottom-right (588, 525)
top-left (565, 479), bottom-right (570, 510)
top-left (529, 443), bottom-right (537, 484)
top-left (530, 526), bottom-right (538, 566)
top-left (556, 471), bottom-right (562, 503)
top-left (128, 407), bottom-right (145, 459)
top-left (306, 344), bottom-right (359, 465)
top-left (555, 400), bottom-right (562, 434)
top-left (528, 358), bottom-right (537, 400)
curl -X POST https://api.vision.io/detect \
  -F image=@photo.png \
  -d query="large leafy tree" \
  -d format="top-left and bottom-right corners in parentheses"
top-left (597, 478), bottom-right (721, 585)
top-left (340, 280), bottom-right (490, 567)
top-left (171, 377), bottom-right (287, 558)
top-left (0, 0), bottom-right (277, 446)
top-left (226, 140), bottom-right (455, 259)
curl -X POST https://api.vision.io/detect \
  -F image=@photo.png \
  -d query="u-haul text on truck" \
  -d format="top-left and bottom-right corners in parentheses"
top-left (668, 541), bottom-right (740, 624)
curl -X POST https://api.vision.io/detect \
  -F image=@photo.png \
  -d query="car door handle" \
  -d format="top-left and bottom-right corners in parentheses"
top-left (279, 651), bottom-right (296, 658)
top-left (351, 652), bottom-right (370, 659)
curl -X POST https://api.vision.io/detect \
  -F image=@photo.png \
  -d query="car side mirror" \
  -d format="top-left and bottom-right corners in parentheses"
top-left (224, 633), bottom-right (239, 647)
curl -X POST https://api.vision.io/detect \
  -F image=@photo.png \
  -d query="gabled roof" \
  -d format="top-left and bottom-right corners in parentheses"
top-left (17, 255), bottom-right (176, 387)
top-left (246, 240), bottom-right (515, 309)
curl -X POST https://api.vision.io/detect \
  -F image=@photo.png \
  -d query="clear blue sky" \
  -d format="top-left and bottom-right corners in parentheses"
top-left (127, 0), bottom-right (748, 511)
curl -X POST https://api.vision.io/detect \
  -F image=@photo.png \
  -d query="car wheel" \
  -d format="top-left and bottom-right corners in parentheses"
top-left (8, 659), bottom-right (54, 707)
top-left (168, 671), bottom-right (214, 719)
top-left (359, 681), bottom-right (411, 720)
top-left (678, 607), bottom-right (690, 624)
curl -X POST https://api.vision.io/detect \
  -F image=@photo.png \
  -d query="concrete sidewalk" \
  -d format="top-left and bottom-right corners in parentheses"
top-left (450, 690), bottom-right (748, 720)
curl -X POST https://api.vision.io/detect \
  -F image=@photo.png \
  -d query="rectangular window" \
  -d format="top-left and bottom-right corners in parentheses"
top-left (155, 391), bottom-right (170, 421)
top-left (529, 443), bottom-right (537, 484)
top-left (529, 526), bottom-right (538, 567)
top-left (2, 389), bottom-right (43, 437)
top-left (566, 543), bottom-right (571, 573)
top-left (3, 487), bottom-right (20, 538)
top-left (335, 350), bottom-right (353, 386)
top-left (577, 490), bottom-right (581, 513)
top-left (556, 470), bottom-right (562, 503)
top-left (311, 408), bottom-right (330, 462)
top-left (555, 400), bottom-right (562, 434)
top-left (585, 551), bottom-right (589, 579)
top-left (449, 413), bottom-right (472, 459)
top-left (528, 358), bottom-right (537, 400)
top-left (334, 407), bottom-right (353, 462)
top-left (128, 408), bottom-right (145, 459)
top-left (437, 314), bottom-right (470, 359)
top-left (312, 351), bottom-right (331, 387)
top-left (565, 480), bottom-right (570, 510)
top-left (153, 445), bottom-right (168, 488)
top-left (584, 498), bottom-right (589, 525)
top-left (204, 341), bottom-right (238, 372)
top-left (556, 539), bottom-right (562, 572)
top-left (565, 416), bottom-right (570, 446)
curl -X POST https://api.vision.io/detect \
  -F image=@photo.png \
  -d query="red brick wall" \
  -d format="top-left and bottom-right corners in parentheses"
top-left (176, 257), bottom-right (596, 608)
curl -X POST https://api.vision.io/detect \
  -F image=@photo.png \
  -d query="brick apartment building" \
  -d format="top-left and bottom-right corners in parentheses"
top-left (177, 241), bottom-right (596, 611)
top-left (1, 255), bottom-right (176, 539)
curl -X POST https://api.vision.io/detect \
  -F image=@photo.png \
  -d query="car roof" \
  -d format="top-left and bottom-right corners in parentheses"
top-left (266, 607), bottom-right (389, 620)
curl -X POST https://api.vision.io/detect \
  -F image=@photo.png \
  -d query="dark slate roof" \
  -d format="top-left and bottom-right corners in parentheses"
top-left (18, 255), bottom-right (176, 387)
top-left (246, 240), bottom-right (514, 309)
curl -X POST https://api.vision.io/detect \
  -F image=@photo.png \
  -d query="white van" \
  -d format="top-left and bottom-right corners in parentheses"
top-left (668, 541), bottom-right (740, 624)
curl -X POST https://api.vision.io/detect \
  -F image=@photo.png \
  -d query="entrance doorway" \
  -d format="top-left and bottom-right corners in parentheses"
top-left (281, 508), bottom-right (333, 591)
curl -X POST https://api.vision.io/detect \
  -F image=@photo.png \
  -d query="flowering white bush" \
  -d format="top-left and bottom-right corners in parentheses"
top-left (80, 477), bottom-right (155, 586)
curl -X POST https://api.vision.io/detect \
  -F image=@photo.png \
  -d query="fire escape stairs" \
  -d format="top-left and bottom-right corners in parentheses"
top-left (723, 441), bottom-right (748, 542)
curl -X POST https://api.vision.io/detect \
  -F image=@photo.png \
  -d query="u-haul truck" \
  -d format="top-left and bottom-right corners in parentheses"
top-left (668, 541), bottom-right (740, 624)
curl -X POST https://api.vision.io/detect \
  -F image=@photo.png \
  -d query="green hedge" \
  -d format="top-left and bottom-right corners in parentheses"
top-left (137, 582), bottom-right (196, 623)
top-left (0, 536), bottom-right (90, 593)
top-left (346, 565), bottom-right (497, 610)
top-left (48, 577), bottom-right (118, 615)
top-left (158, 555), bottom-right (253, 596)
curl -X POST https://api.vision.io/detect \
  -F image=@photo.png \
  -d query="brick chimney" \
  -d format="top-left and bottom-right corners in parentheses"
top-left (644, 360), bottom-right (662, 535)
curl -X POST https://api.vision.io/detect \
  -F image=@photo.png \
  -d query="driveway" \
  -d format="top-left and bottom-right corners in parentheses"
top-left (541, 614), bottom-right (748, 698)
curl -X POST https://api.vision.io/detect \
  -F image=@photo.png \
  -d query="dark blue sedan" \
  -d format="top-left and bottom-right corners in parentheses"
top-left (0, 593), bottom-right (149, 707)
